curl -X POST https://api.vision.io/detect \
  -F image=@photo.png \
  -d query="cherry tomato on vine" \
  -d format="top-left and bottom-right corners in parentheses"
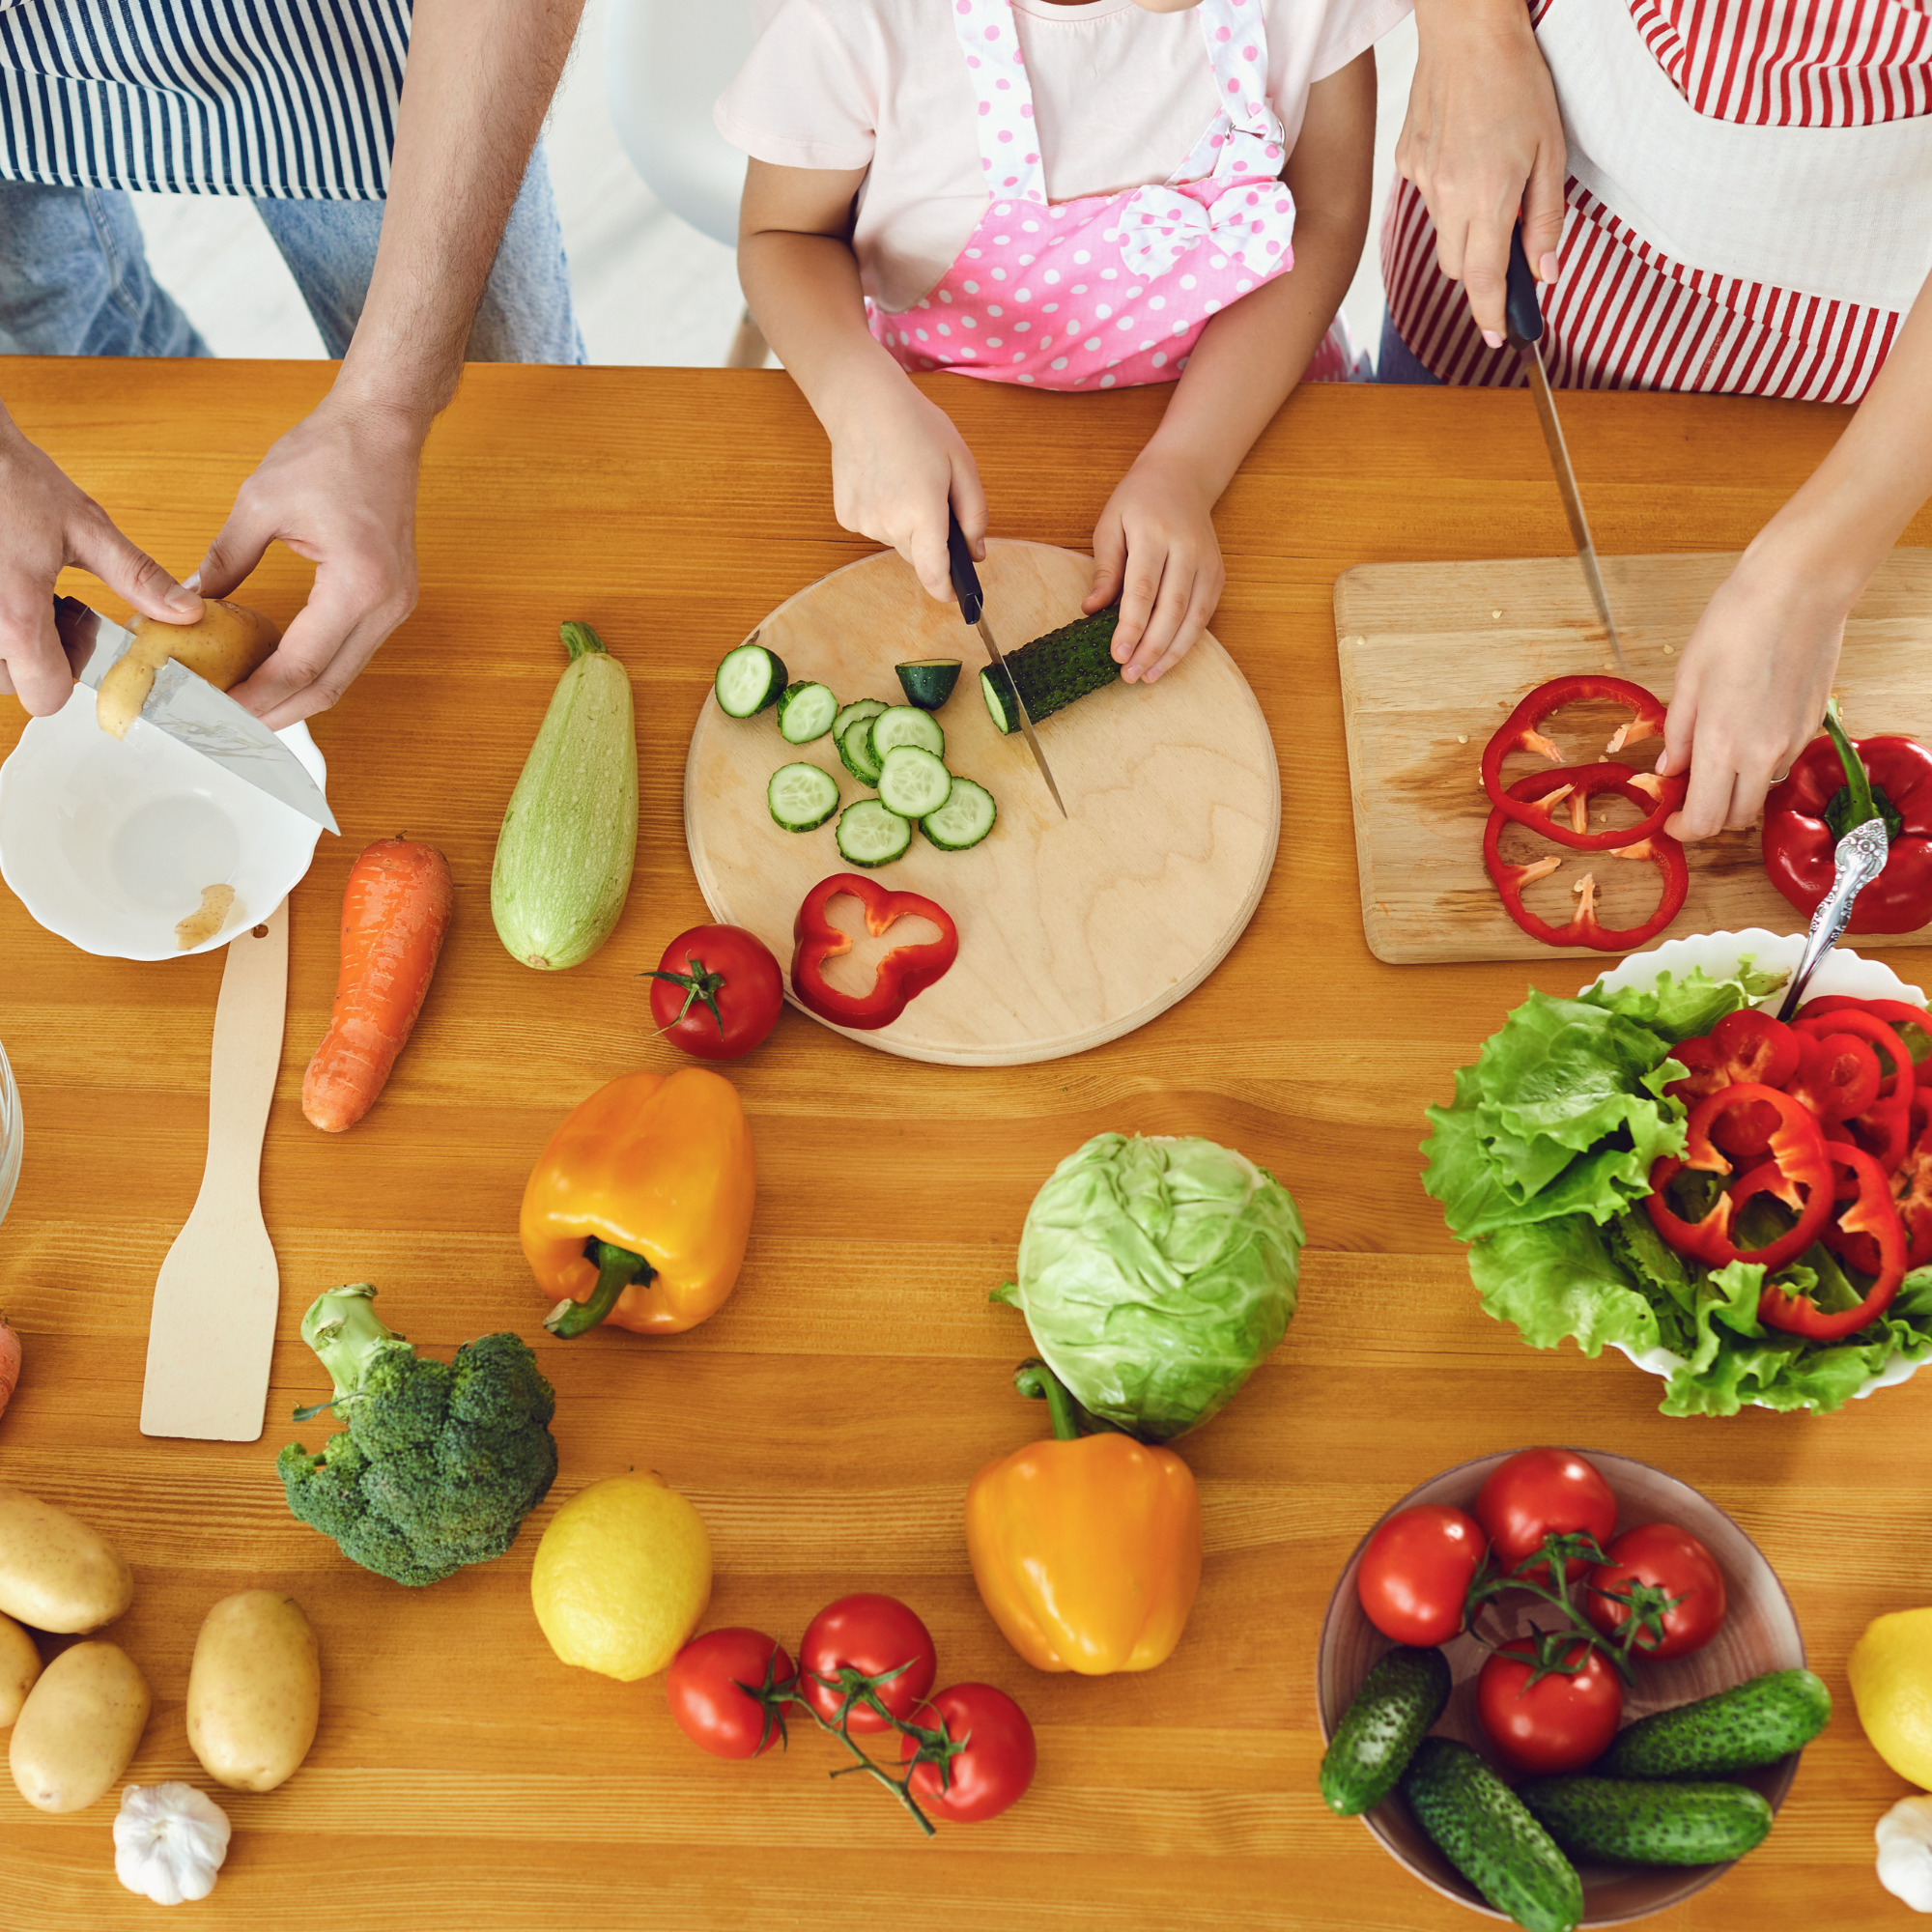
top-left (1585, 1522), bottom-right (1728, 1660)
top-left (1477, 1640), bottom-right (1624, 1774)
top-left (899, 1683), bottom-right (1037, 1822)
top-left (798, 1594), bottom-right (937, 1734)
top-left (1475, 1447), bottom-right (1618, 1584)
top-left (667, 1629), bottom-right (795, 1759)
top-left (646, 923), bottom-right (784, 1061)
top-left (1356, 1505), bottom-right (1489, 1645)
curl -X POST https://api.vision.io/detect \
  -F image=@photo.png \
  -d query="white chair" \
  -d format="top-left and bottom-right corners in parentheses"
top-left (604, 0), bottom-right (768, 366)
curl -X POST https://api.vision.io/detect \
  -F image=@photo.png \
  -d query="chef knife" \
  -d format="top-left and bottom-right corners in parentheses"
top-left (1502, 226), bottom-right (1628, 674)
top-left (54, 597), bottom-right (339, 835)
top-left (945, 508), bottom-right (1068, 819)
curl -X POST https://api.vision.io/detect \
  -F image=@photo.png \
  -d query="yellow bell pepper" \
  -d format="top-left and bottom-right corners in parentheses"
top-left (521, 1066), bottom-right (755, 1337)
top-left (965, 1363), bottom-right (1202, 1674)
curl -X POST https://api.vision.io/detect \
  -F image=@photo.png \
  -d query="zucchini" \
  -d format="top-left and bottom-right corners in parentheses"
top-left (777, 680), bottom-right (839, 745)
top-left (921, 776), bottom-right (997, 852)
top-left (980, 607), bottom-right (1122, 735)
top-left (492, 621), bottom-right (638, 972)
top-left (834, 697), bottom-right (891, 741)
top-left (835, 799), bottom-right (911, 868)
top-left (1517, 1776), bottom-right (1774, 1866)
top-left (876, 746), bottom-right (952, 818)
top-left (1600, 1669), bottom-right (1832, 1780)
top-left (1403, 1739), bottom-right (1583, 1932)
top-left (867, 705), bottom-right (945, 764)
top-left (1320, 1646), bottom-right (1451, 1817)
top-left (895, 658), bottom-right (962, 709)
top-left (715, 639), bottom-right (787, 718)
top-left (768, 762), bottom-right (840, 832)
top-left (838, 717), bottom-right (884, 786)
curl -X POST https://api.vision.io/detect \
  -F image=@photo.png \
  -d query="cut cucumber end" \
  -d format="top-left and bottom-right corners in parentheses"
top-left (768, 761), bottom-right (841, 832)
top-left (777, 680), bottom-right (840, 744)
top-left (980, 665), bottom-right (1020, 735)
top-left (835, 798), bottom-right (912, 867)
top-left (895, 658), bottom-right (962, 710)
top-left (716, 640), bottom-right (788, 717)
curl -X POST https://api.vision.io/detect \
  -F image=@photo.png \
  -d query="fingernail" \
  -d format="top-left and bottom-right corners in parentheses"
top-left (1539, 253), bottom-right (1560, 283)
top-left (1482, 329), bottom-right (1504, 351)
top-left (1655, 753), bottom-right (1668, 774)
top-left (166, 582), bottom-right (201, 611)
top-left (181, 569), bottom-right (201, 591)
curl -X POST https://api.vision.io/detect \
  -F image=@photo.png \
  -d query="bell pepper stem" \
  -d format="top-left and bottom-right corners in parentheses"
top-left (1823, 710), bottom-right (1879, 830)
top-left (545, 1240), bottom-right (653, 1339)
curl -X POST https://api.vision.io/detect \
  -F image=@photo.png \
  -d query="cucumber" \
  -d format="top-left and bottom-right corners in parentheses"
top-left (715, 639), bottom-right (786, 718)
top-left (834, 697), bottom-right (891, 741)
top-left (867, 705), bottom-right (945, 764)
top-left (838, 716), bottom-right (884, 786)
top-left (777, 680), bottom-right (839, 745)
top-left (1403, 1739), bottom-right (1583, 1932)
top-left (980, 607), bottom-right (1122, 735)
top-left (876, 745), bottom-right (952, 818)
top-left (1517, 1776), bottom-right (1773, 1866)
top-left (492, 622), bottom-right (638, 972)
top-left (835, 799), bottom-right (911, 867)
top-left (921, 776), bottom-right (997, 852)
top-left (895, 658), bottom-right (962, 709)
top-left (1320, 1646), bottom-right (1451, 1817)
top-left (768, 761), bottom-right (840, 832)
top-left (1600, 1669), bottom-right (1832, 1779)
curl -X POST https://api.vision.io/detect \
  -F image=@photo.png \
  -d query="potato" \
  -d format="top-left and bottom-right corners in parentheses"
top-left (186, 1590), bottom-right (321, 1792)
top-left (10, 1641), bottom-right (151, 1812)
top-left (0, 1484), bottom-right (134, 1634)
top-left (0, 1611), bottom-right (41, 1726)
top-left (99, 597), bottom-right (280, 737)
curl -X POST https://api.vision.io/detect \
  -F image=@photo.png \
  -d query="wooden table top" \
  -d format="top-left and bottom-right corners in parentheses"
top-left (2, 357), bottom-right (1928, 1931)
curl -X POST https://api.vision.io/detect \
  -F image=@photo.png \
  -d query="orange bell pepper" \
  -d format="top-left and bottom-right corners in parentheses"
top-left (964, 1363), bottom-right (1202, 1675)
top-left (521, 1066), bottom-right (755, 1338)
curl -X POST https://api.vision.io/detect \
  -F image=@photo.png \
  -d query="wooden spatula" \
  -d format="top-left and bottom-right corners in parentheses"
top-left (140, 899), bottom-right (289, 1441)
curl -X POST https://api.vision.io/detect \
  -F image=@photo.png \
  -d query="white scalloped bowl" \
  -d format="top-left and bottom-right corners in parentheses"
top-left (1589, 927), bottom-right (1929, 1406)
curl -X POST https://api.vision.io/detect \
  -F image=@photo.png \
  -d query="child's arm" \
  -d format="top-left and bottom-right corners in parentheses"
top-left (738, 161), bottom-right (987, 601)
top-left (1089, 49), bottom-right (1377, 683)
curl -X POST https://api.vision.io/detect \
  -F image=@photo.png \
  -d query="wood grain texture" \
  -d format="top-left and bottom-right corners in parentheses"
top-left (685, 541), bottom-right (1279, 1064)
top-left (1335, 550), bottom-right (1932, 963)
top-left (2, 364), bottom-right (1931, 1930)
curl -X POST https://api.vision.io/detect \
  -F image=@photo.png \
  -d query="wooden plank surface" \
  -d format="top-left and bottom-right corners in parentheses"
top-left (1335, 550), bottom-right (1932, 963)
top-left (685, 540), bottom-right (1279, 1064)
top-left (3, 363), bottom-right (1931, 1930)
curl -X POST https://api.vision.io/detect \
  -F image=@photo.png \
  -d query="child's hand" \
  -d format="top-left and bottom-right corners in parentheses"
top-left (1085, 459), bottom-right (1225, 685)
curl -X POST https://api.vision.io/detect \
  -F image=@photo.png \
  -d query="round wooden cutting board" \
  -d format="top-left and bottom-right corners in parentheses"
top-left (684, 540), bottom-right (1279, 1065)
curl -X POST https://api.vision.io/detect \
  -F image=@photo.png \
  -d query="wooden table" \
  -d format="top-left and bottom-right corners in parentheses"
top-left (2, 359), bottom-right (1928, 1931)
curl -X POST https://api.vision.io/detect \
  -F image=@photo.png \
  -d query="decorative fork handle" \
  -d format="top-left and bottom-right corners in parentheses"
top-left (1776, 818), bottom-right (1890, 1020)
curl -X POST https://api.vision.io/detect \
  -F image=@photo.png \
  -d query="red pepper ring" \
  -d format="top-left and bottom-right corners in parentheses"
top-left (1485, 760), bottom-right (1690, 852)
top-left (789, 872), bottom-right (960, 1032)
top-left (1481, 673), bottom-right (1674, 819)
top-left (1794, 1009), bottom-right (1915, 1105)
top-left (1760, 1143), bottom-right (1906, 1342)
top-left (1800, 995), bottom-right (1932, 1066)
top-left (1485, 793), bottom-right (1689, 952)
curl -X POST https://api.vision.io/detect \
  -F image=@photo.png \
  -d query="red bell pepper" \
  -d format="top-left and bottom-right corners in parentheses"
top-left (1829, 1091), bottom-right (1914, 1174)
top-left (1663, 1010), bottom-right (1802, 1157)
top-left (1785, 1031), bottom-right (1884, 1123)
top-left (1891, 1127), bottom-right (1932, 1268)
top-left (1481, 675), bottom-right (1671, 823)
top-left (1800, 995), bottom-right (1932, 1066)
top-left (1485, 759), bottom-right (1687, 852)
top-left (1795, 1009), bottom-right (1914, 1101)
top-left (1762, 1144), bottom-right (1906, 1341)
top-left (790, 873), bottom-right (959, 1031)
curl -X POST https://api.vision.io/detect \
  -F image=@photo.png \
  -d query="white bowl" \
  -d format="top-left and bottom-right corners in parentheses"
top-left (1589, 927), bottom-right (1928, 1406)
top-left (0, 684), bottom-right (328, 959)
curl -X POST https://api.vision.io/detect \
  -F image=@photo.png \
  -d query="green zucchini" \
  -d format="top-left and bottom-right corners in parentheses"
top-left (895, 658), bottom-right (962, 709)
top-left (1599, 1670), bottom-right (1832, 1780)
top-left (1320, 1646), bottom-right (1451, 1817)
top-left (1517, 1776), bottom-right (1773, 1866)
top-left (492, 621), bottom-right (638, 972)
top-left (980, 607), bottom-right (1122, 735)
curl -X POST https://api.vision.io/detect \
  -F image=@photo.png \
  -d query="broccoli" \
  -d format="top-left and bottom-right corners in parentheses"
top-left (276, 1284), bottom-right (558, 1588)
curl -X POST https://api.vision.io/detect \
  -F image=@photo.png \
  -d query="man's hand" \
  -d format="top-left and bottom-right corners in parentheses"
top-left (1085, 458), bottom-right (1224, 685)
top-left (0, 413), bottom-right (204, 715)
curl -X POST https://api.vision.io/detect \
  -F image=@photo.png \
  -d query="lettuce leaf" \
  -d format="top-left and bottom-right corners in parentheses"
top-left (1577, 958), bottom-right (1786, 1043)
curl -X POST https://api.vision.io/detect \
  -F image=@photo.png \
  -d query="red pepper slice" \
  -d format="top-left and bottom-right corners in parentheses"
top-left (1481, 676), bottom-right (1672, 830)
top-left (1891, 1127), bottom-right (1932, 1269)
top-left (789, 873), bottom-right (959, 1031)
top-left (1761, 1144), bottom-right (1906, 1341)
top-left (1662, 1010), bottom-right (1804, 1158)
top-left (1799, 995), bottom-right (1932, 1067)
top-left (1484, 758), bottom-right (1687, 852)
top-left (1794, 1009), bottom-right (1914, 1102)
top-left (1784, 1030), bottom-right (1884, 1123)
top-left (1827, 1091), bottom-right (1914, 1175)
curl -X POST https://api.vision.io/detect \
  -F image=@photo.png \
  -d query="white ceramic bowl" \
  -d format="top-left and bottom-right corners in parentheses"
top-left (0, 684), bottom-right (328, 959)
top-left (0, 1037), bottom-right (19, 1227)
top-left (1589, 927), bottom-right (1929, 1406)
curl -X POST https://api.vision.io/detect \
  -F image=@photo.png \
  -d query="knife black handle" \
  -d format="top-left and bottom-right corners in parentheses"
top-left (1503, 220), bottom-right (1544, 354)
top-left (946, 505), bottom-right (984, 626)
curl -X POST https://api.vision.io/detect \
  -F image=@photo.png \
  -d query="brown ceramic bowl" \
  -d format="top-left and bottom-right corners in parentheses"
top-left (1316, 1448), bottom-right (1806, 1926)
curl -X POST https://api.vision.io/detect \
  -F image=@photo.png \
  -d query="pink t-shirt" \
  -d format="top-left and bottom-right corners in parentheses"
top-left (717, 0), bottom-right (1409, 314)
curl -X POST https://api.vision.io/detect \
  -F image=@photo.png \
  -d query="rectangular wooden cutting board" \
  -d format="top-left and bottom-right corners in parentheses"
top-left (1335, 549), bottom-right (1932, 964)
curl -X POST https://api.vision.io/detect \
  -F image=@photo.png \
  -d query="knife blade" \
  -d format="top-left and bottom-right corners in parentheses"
top-left (944, 509), bottom-right (1068, 819)
top-left (1502, 226), bottom-right (1628, 674)
top-left (53, 598), bottom-right (339, 834)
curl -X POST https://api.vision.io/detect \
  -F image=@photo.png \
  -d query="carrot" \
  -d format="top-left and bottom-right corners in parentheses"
top-left (301, 838), bottom-right (455, 1133)
top-left (0, 1315), bottom-right (17, 1421)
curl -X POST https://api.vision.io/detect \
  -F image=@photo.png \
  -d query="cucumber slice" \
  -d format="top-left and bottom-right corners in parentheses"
top-left (920, 776), bottom-right (996, 852)
top-left (838, 716), bottom-right (884, 786)
top-left (715, 640), bottom-right (787, 718)
top-left (876, 745), bottom-right (952, 818)
top-left (833, 697), bottom-right (891, 740)
top-left (835, 799), bottom-right (911, 867)
top-left (777, 681), bottom-right (839, 744)
top-left (768, 761), bottom-right (840, 832)
top-left (895, 659), bottom-right (962, 710)
top-left (867, 704), bottom-right (945, 764)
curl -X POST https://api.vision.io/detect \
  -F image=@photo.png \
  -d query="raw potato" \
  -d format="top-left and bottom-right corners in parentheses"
top-left (0, 1610), bottom-right (41, 1725)
top-left (0, 1483), bottom-right (134, 1634)
top-left (98, 599), bottom-right (280, 738)
top-left (186, 1591), bottom-right (321, 1792)
top-left (10, 1641), bottom-right (151, 1812)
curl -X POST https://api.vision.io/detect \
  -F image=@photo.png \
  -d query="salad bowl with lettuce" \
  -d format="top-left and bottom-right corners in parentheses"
top-left (1423, 928), bottom-right (1932, 1416)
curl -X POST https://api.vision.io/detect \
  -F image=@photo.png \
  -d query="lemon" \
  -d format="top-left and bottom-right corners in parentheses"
top-left (1850, 1607), bottom-right (1932, 1788)
top-left (531, 1471), bottom-right (711, 1682)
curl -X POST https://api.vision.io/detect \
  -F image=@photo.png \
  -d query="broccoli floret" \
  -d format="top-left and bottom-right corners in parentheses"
top-left (278, 1284), bottom-right (558, 1588)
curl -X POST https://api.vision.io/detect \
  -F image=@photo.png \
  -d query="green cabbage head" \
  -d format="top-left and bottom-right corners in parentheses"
top-left (992, 1132), bottom-right (1304, 1441)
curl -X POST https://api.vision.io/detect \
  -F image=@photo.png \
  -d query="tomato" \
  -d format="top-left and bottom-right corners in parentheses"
top-left (798, 1593), bottom-right (938, 1734)
top-left (1585, 1521), bottom-right (1728, 1660)
top-left (1475, 1447), bottom-right (1618, 1584)
top-left (1477, 1641), bottom-right (1625, 1775)
top-left (667, 1629), bottom-right (795, 1760)
top-left (1356, 1505), bottom-right (1489, 1645)
top-left (647, 924), bottom-right (784, 1061)
top-left (899, 1683), bottom-right (1037, 1823)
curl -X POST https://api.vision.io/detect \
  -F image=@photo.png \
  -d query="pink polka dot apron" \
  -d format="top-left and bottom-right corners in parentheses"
top-left (870, 0), bottom-right (1334, 391)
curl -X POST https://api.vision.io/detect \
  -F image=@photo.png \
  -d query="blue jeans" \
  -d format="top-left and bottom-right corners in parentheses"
top-left (0, 148), bottom-right (584, 362)
top-left (1374, 307), bottom-right (1441, 385)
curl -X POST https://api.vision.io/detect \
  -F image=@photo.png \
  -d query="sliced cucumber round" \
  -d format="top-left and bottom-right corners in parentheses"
top-left (877, 745), bottom-right (952, 818)
top-left (777, 680), bottom-right (839, 744)
top-left (838, 716), bottom-right (884, 786)
top-left (835, 799), bottom-right (911, 867)
top-left (895, 659), bottom-right (962, 711)
top-left (867, 704), bottom-right (944, 765)
top-left (768, 761), bottom-right (840, 832)
top-left (715, 640), bottom-right (787, 718)
top-left (920, 775), bottom-right (996, 851)
top-left (833, 696), bottom-right (891, 741)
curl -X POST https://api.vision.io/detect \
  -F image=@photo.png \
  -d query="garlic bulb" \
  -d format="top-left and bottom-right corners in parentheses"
top-left (113, 1783), bottom-right (231, 1906)
top-left (1878, 1795), bottom-right (1932, 1913)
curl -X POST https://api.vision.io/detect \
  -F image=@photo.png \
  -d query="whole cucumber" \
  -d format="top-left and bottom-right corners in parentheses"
top-left (1321, 1646), bottom-right (1451, 1816)
top-left (1518, 1776), bottom-right (1773, 1866)
top-left (1601, 1669), bottom-right (1832, 1780)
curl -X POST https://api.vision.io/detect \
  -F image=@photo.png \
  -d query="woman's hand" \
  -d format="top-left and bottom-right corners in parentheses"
top-left (1085, 457), bottom-right (1224, 685)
